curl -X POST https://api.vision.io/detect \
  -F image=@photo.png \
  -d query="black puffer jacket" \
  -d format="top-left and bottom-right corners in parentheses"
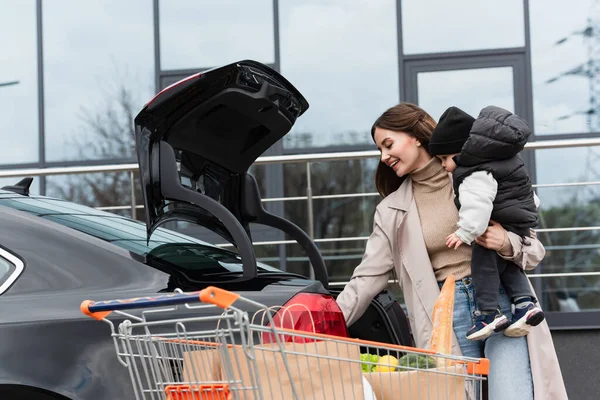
top-left (453, 106), bottom-right (538, 236)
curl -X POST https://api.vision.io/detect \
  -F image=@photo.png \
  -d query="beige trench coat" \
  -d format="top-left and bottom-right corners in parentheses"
top-left (337, 177), bottom-right (568, 400)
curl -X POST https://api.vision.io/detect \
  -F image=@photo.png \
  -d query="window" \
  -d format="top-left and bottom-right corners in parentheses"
top-left (279, 0), bottom-right (399, 150)
top-left (282, 158), bottom-right (379, 278)
top-left (0, 0), bottom-right (38, 164)
top-left (530, 0), bottom-right (600, 135)
top-left (43, 0), bottom-right (154, 162)
top-left (45, 172), bottom-right (143, 219)
top-left (0, 248), bottom-right (24, 295)
top-left (401, 0), bottom-right (524, 54)
top-left (535, 146), bottom-right (600, 207)
top-left (535, 146), bottom-right (600, 312)
top-left (159, 0), bottom-right (274, 70)
top-left (416, 67), bottom-right (515, 121)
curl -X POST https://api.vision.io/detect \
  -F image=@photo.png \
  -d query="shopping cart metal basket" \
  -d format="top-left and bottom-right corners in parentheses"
top-left (81, 286), bottom-right (489, 400)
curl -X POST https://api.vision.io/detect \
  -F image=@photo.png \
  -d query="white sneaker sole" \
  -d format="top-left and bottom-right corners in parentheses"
top-left (466, 315), bottom-right (510, 341)
top-left (504, 308), bottom-right (545, 337)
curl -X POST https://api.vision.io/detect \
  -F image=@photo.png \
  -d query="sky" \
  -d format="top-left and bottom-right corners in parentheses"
top-left (1, 0), bottom-right (599, 207)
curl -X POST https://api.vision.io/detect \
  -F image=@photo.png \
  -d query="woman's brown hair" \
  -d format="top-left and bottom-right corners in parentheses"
top-left (371, 102), bottom-right (437, 197)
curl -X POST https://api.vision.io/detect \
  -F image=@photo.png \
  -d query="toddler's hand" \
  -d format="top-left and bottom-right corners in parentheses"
top-left (446, 233), bottom-right (464, 249)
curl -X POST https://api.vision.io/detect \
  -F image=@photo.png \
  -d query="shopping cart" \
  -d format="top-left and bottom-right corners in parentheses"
top-left (81, 286), bottom-right (489, 400)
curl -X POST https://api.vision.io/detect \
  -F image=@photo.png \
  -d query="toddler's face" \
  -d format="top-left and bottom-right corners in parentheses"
top-left (437, 154), bottom-right (459, 173)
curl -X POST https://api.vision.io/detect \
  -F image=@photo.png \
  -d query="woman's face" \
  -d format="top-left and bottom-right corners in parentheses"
top-left (374, 127), bottom-right (431, 177)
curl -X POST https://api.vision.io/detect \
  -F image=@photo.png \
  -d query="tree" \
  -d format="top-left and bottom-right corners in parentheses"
top-left (48, 84), bottom-right (144, 219)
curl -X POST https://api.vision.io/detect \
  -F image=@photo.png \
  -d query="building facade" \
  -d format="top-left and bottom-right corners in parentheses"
top-left (2, 3), bottom-right (600, 386)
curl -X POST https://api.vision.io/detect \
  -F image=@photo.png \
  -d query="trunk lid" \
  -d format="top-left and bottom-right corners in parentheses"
top-left (133, 60), bottom-right (310, 281)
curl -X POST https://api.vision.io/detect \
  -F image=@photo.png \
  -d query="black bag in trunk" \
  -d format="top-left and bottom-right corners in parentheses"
top-left (331, 288), bottom-right (414, 352)
top-left (347, 290), bottom-right (414, 351)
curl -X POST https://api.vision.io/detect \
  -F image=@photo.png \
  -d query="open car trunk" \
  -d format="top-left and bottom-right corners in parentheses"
top-left (133, 59), bottom-right (413, 347)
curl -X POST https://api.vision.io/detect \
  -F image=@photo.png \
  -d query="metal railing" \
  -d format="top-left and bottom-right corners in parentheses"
top-left (1, 137), bottom-right (600, 283)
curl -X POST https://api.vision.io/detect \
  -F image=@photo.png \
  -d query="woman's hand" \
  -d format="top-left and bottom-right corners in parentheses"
top-left (475, 220), bottom-right (511, 254)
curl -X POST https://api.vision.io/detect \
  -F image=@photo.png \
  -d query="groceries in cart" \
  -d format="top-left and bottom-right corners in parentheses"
top-left (360, 353), bottom-right (438, 373)
top-left (81, 276), bottom-right (488, 399)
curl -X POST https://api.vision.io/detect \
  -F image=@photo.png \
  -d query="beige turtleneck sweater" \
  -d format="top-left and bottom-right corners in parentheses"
top-left (410, 157), bottom-right (472, 281)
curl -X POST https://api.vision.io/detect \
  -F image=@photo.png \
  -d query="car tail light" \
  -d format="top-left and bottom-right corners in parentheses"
top-left (261, 293), bottom-right (348, 344)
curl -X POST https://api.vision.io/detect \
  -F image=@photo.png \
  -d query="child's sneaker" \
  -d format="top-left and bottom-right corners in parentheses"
top-left (504, 302), bottom-right (545, 337)
top-left (466, 309), bottom-right (510, 341)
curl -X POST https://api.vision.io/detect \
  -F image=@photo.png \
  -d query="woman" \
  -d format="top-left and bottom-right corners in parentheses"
top-left (336, 103), bottom-right (567, 399)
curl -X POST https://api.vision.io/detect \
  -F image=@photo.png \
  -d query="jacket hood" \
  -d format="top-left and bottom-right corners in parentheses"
top-left (458, 106), bottom-right (532, 167)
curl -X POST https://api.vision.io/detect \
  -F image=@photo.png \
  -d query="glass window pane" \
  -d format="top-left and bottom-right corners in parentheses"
top-left (282, 159), bottom-right (379, 236)
top-left (43, 214), bottom-right (129, 241)
top-left (313, 197), bottom-right (378, 239)
top-left (535, 145), bottom-right (600, 185)
top-left (535, 146), bottom-right (600, 210)
top-left (417, 67), bottom-right (515, 122)
top-left (2, 196), bottom-right (122, 216)
top-left (280, 158), bottom-right (379, 277)
top-left (539, 247), bottom-right (600, 312)
top-left (46, 172), bottom-right (143, 219)
top-left (0, 0), bottom-right (38, 164)
top-left (43, 1), bottom-right (154, 162)
top-left (530, 0), bottom-right (599, 134)
top-left (0, 257), bottom-right (15, 286)
top-left (535, 146), bottom-right (600, 311)
top-left (402, 0), bottom-right (524, 54)
top-left (279, 0), bottom-right (399, 150)
top-left (297, 239), bottom-right (367, 282)
top-left (159, 0), bottom-right (274, 70)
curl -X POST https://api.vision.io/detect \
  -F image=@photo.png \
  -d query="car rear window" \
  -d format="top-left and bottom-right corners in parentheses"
top-left (0, 196), bottom-right (278, 275)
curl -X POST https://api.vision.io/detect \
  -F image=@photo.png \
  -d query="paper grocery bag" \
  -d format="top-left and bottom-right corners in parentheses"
top-left (365, 366), bottom-right (466, 400)
top-left (221, 339), bottom-right (365, 400)
top-left (181, 348), bottom-right (221, 383)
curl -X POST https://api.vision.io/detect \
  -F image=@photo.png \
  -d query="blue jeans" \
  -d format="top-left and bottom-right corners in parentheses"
top-left (439, 278), bottom-right (533, 400)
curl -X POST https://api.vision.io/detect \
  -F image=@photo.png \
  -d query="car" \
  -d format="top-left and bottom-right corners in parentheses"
top-left (0, 60), bottom-right (411, 399)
